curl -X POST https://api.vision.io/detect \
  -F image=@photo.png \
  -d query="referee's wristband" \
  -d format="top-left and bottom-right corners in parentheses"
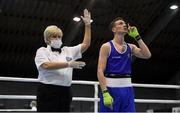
top-left (135, 35), bottom-right (142, 41)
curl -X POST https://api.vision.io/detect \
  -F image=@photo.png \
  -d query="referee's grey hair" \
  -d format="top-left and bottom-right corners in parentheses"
top-left (43, 25), bottom-right (63, 44)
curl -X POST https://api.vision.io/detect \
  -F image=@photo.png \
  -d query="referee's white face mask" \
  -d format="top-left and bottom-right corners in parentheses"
top-left (50, 38), bottom-right (62, 49)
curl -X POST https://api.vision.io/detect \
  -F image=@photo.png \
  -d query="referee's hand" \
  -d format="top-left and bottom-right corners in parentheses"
top-left (68, 61), bottom-right (86, 69)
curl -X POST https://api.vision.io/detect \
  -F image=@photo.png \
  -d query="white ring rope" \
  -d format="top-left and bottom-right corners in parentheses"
top-left (135, 99), bottom-right (180, 104)
top-left (0, 95), bottom-right (180, 104)
top-left (0, 109), bottom-right (35, 111)
top-left (0, 76), bottom-right (180, 89)
top-left (0, 76), bottom-right (38, 82)
top-left (133, 83), bottom-right (180, 89)
top-left (0, 76), bottom-right (180, 112)
top-left (0, 95), bottom-right (99, 101)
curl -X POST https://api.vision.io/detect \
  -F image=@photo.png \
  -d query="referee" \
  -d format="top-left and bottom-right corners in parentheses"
top-left (34, 9), bottom-right (91, 112)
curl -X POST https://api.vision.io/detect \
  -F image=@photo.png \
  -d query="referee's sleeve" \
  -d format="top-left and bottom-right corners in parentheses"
top-left (34, 48), bottom-right (49, 69)
top-left (69, 44), bottom-right (82, 60)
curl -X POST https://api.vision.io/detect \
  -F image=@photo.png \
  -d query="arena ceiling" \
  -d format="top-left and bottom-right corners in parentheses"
top-left (0, 0), bottom-right (180, 84)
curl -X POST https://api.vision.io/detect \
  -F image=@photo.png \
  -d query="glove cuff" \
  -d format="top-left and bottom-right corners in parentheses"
top-left (135, 35), bottom-right (141, 41)
top-left (102, 89), bottom-right (108, 94)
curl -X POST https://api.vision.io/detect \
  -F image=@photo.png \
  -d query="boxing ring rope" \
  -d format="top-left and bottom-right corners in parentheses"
top-left (0, 76), bottom-right (180, 112)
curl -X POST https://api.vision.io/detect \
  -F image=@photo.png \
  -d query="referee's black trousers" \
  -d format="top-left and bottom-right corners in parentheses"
top-left (37, 83), bottom-right (72, 112)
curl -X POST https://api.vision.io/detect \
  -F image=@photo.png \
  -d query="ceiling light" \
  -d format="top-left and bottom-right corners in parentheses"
top-left (73, 17), bottom-right (80, 22)
top-left (170, 5), bottom-right (178, 10)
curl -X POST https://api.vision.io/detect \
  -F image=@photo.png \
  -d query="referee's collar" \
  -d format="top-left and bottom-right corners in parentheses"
top-left (47, 45), bottom-right (64, 53)
top-left (47, 45), bottom-right (52, 51)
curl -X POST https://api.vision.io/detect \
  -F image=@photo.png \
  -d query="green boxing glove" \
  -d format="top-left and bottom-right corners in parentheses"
top-left (102, 90), bottom-right (113, 107)
top-left (128, 27), bottom-right (141, 41)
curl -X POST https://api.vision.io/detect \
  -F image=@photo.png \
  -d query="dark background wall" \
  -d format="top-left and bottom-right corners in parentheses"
top-left (0, 0), bottom-right (180, 85)
top-left (0, 0), bottom-right (180, 112)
